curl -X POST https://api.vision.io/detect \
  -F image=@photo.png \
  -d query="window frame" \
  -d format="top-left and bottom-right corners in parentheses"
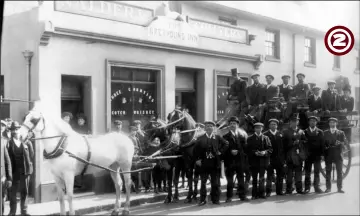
top-left (304, 37), bottom-right (316, 67)
top-left (265, 29), bottom-right (281, 61)
top-left (333, 55), bottom-right (341, 71)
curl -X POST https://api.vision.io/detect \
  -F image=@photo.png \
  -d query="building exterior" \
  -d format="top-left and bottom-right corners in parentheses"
top-left (1, 1), bottom-right (359, 203)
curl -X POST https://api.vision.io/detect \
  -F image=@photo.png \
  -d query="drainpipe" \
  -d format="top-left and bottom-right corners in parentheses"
top-left (292, 33), bottom-right (296, 85)
top-left (23, 50), bottom-right (34, 110)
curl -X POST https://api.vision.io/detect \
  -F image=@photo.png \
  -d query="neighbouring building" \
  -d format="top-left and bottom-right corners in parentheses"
top-left (1, 1), bottom-right (359, 203)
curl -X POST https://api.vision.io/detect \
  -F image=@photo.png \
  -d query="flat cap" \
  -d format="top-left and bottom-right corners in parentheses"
top-left (327, 80), bottom-right (336, 85)
top-left (251, 73), bottom-right (260, 79)
top-left (228, 116), bottom-right (240, 124)
top-left (290, 113), bottom-right (300, 120)
top-left (204, 121), bottom-right (216, 126)
top-left (296, 73), bottom-right (305, 78)
top-left (281, 75), bottom-right (291, 79)
top-left (114, 120), bottom-right (123, 125)
top-left (130, 126), bottom-right (138, 131)
top-left (133, 120), bottom-right (142, 125)
top-left (328, 117), bottom-right (338, 123)
top-left (1, 120), bottom-right (7, 126)
top-left (265, 74), bottom-right (274, 80)
top-left (268, 119), bottom-right (279, 124)
top-left (312, 86), bottom-right (321, 91)
top-left (254, 122), bottom-right (264, 127)
top-left (308, 116), bottom-right (319, 121)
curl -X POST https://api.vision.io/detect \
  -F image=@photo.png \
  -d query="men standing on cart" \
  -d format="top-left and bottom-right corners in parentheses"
top-left (324, 118), bottom-right (347, 193)
top-left (228, 68), bottom-right (248, 116)
top-left (263, 74), bottom-right (280, 122)
top-left (278, 75), bottom-right (293, 102)
top-left (223, 116), bottom-right (249, 202)
top-left (322, 80), bottom-right (342, 114)
top-left (308, 86), bottom-right (323, 114)
top-left (246, 73), bottom-right (265, 121)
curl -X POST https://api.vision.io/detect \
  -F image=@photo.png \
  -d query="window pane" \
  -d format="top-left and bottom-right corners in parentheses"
top-left (0, 75), bottom-right (4, 97)
top-left (111, 66), bottom-right (132, 81)
top-left (133, 68), bottom-right (156, 82)
top-left (111, 82), bottom-right (133, 132)
top-left (217, 76), bottom-right (228, 87)
top-left (217, 87), bottom-right (229, 120)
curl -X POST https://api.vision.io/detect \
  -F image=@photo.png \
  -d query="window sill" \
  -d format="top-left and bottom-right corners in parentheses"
top-left (332, 67), bottom-right (341, 72)
top-left (265, 56), bottom-right (281, 63)
top-left (304, 62), bottom-right (316, 68)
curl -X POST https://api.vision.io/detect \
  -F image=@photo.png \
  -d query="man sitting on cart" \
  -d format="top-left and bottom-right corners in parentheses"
top-left (246, 73), bottom-right (265, 122)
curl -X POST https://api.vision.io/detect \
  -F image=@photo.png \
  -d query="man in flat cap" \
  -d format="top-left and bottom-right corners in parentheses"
top-left (223, 116), bottom-right (249, 203)
top-left (278, 75), bottom-right (293, 102)
top-left (321, 80), bottom-right (341, 113)
top-left (246, 73), bottom-right (266, 121)
top-left (303, 116), bottom-right (325, 194)
top-left (194, 120), bottom-right (229, 206)
top-left (113, 120), bottom-right (123, 133)
top-left (285, 73), bottom-right (310, 120)
top-left (228, 68), bottom-right (248, 114)
top-left (308, 86), bottom-right (323, 114)
top-left (264, 119), bottom-right (285, 197)
top-left (323, 118), bottom-right (347, 193)
top-left (246, 122), bottom-right (272, 200)
top-left (282, 113), bottom-right (307, 194)
top-left (262, 74), bottom-right (280, 122)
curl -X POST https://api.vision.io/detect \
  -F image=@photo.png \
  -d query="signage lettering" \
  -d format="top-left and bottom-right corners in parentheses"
top-left (54, 1), bottom-right (153, 26)
top-left (188, 18), bottom-right (248, 44)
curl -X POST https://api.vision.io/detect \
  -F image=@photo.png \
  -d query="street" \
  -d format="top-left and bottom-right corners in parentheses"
top-left (88, 161), bottom-right (360, 215)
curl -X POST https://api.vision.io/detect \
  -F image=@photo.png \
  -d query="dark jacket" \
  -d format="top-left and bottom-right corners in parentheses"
top-left (291, 83), bottom-right (310, 99)
top-left (246, 83), bottom-right (265, 106)
top-left (339, 96), bottom-right (354, 112)
top-left (129, 135), bottom-right (141, 156)
top-left (278, 84), bottom-right (293, 101)
top-left (304, 127), bottom-right (325, 157)
top-left (308, 94), bottom-right (323, 112)
top-left (282, 128), bottom-right (307, 166)
top-left (321, 89), bottom-right (341, 111)
top-left (1, 137), bottom-right (12, 181)
top-left (323, 129), bottom-right (347, 161)
top-left (228, 78), bottom-right (247, 103)
top-left (223, 130), bottom-right (248, 170)
top-left (263, 84), bottom-right (280, 103)
top-left (246, 133), bottom-right (272, 169)
top-left (263, 130), bottom-right (285, 166)
top-left (193, 133), bottom-right (229, 170)
top-left (7, 139), bottom-right (34, 176)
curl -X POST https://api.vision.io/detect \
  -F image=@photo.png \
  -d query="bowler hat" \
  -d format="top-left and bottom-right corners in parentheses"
top-left (327, 80), bottom-right (336, 85)
top-left (133, 120), bottom-right (142, 125)
top-left (268, 119), bottom-right (279, 125)
top-left (1, 120), bottom-right (7, 126)
top-left (130, 126), bottom-right (137, 131)
top-left (251, 73), bottom-right (260, 79)
top-left (265, 74), bottom-right (274, 80)
top-left (281, 75), bottom-right (290, 79)
top-left (62, 112), bottom-right (73, 119)
top-left (254, 122), bottom-right (264, 127)
top-left (296, 73), bottom-right (305, 78)
top-left (204, 121), bottom-right (216, 126)
top-left (228, 116), bottom-right (240, 124)
top-left (308, 116), bottom-right (319, 121)
top-left (114, 120), bottom-right (122, 125)
top-left (290, 113), bottom-right (300, 121)
top-left (328, 117), bottom-right (338, 123)
top-left (10, 121), bottom-right (21, 131)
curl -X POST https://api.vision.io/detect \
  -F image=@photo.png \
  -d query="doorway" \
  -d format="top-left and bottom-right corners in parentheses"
top-left (175, 67), bottom-right (199, 121)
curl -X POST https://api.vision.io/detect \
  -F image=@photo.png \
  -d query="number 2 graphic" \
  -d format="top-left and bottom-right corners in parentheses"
top-left (333, 33), bottom-right (346, 47)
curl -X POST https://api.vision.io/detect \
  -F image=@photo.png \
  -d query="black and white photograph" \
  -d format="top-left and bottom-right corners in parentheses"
top-left (0, 1), bottom-right (359, 215)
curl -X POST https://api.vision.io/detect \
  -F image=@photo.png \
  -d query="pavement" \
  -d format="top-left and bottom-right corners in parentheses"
top-left (4, 156), bottom-right (360, 215)
top-left (350, 142), bottom-right (360, 157)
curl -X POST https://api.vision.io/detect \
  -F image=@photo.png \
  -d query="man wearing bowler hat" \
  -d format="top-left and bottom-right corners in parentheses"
top-left (264, 119), bottom-right (286, 196)
top-left (194, 120), bottom-right (228, 206)
top-left (308, 86), bottom-right (323, 114)
top-left (283, 113), bottom-right (307, 195)
top-left (228, 68), bottom-right (248, 113)
top-left (324, 117), bottom-right (347, 193)
top-left (246, 73), bottom-right (266, 121)
top-left (223, 116), bottom-right (249, 203)
top-left (321, 80), bottom-right (342, 113)
top-left (278, 75), bottom-right (293, 102)
top-left (246, 122), bottom-right (272, 200)
top-left (304, 116), bottom-right (325, 194)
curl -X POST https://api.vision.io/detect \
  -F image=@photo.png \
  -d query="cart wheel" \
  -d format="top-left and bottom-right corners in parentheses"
top-left (320, 143), bottom-right (352, 182)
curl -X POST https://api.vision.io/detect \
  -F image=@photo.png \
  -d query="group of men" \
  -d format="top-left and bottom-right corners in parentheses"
top-left (193, 114), bottom-right (347, 206)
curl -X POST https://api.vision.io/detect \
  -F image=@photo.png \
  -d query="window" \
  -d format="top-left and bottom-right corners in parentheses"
top-left (265, 30), bottom-right (280, 59)
top-left (219, 16), bottom-right (237, 26)
top-left (0, 75), bottom-right (4, 98)
top-left (111, 66), bottom-right (157, 132)
top-left (333, 55), bottom-right (341, 70)
top-left (304, 37), bottom-right (316, 65)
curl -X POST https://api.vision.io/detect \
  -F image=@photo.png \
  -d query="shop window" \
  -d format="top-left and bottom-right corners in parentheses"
top-left (216, 75), bottom-right (236, 120)
top-left (111, 67), bottom-right (157, 132)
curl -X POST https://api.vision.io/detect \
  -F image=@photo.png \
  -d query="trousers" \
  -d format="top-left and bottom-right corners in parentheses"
top-left (250, 166), bottom-right (266, 198)
top-left (225, 166), bottom-right (246, 199)
top-left (141, 170), bottom-right (151, 190)
top-left (325, 158), bottom-right (343, 190)
top-left (200, 168), bottom-right (220, 202)
top-left (286, 163), bottom-right (303, 193)
top-left (9, 175), bottom-right (30, 215)
top-left (152, 165), bottom-right (163, 189)
top-left (304, 155), bottom-right (321, 190)
top-left (266, 162), bottom-right (284, 194)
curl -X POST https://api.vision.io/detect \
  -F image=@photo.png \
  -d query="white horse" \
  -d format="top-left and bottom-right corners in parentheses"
top-left (18, 102), bottom-right (134, 216)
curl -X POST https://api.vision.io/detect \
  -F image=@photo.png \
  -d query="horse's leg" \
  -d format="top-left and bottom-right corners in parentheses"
top-left (164, 165), bottom-right (173, 204)
top-left (184, 166), bottom-right (194, 203)
top-left (193, 166), bottom-right (200, 201)
top-left (109, 164), bottom-right (122, 216)
top-left (173, 162), bottom-right (181, 203)
top-left (53, 175), bottom-right (66, 215)
top-left (122, 164), bottom-right (132, 216)
top-left (63, 172), bottom-right (75, 215)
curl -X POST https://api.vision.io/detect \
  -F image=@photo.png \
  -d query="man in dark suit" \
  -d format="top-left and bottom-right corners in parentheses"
top-left (308, 86), bottom-right (323, 114)
top-left (246, 122), bottom-right (272, 200)
top-left (321, 80), bottom-right (341, 113)
top-left (228, 68), bottom-right (248, 109)
top-left (263, 74), bottom-right (280, 122)
top-left (304, 116), bottom-right (325, 194)
top-left (278, 75), bottom-right (293, 102)
top-left (324, 118), bottom-right (347, 193)
top-left (285, 73), bottom-right (310, 120)
top-left (246, 73), bottom-right (266, 121)
top-left (194, 121), bottom-right (229, 206)
top-left (1, 120), bottom-right (12, 215)
top-left (264, 119), bottom-right (285, 197)
top-left (223, 116), bottom-right (249, 203)
top-left (283, 114), bottom-right (307, 195)
top-left (340, 86), bottom-right (354, 112)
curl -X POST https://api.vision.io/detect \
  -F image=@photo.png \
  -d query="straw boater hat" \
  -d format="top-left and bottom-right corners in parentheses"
top-left (268, 119), bottom-right (279, 125)
top-left (328, 117), bottom-right (338, 123)
top-left (296, 73), bottom-right (305, 78)
top-left (265, 74), bottom-right (274, 80)
top-left (251, 73), bottom-right (260, 79)
top-left (204, 121), bottom-right (216, 126)
top-left (114, 120), bottom-right (122, 126)
top-left (228, 116), bottom-right (240, 124)
top-left (308, 116), bottom-right (319, 122)
top-left (9, 121), bottom-right (21, 131)
top-left (254, 122), bottom-right (264, 127)
top-left (281, 75), bottom-right (290, 79)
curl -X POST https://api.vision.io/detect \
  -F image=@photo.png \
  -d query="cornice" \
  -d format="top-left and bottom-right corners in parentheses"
top-left (52, 27), bottom-right (261, 65)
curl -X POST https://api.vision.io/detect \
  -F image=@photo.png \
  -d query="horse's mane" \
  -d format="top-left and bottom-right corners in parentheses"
top-left (182, 111), bottom-right (197, 129)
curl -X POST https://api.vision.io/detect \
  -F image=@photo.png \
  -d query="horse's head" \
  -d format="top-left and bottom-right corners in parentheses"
top-left (18, 109), bottom-right (45, 142)
top-left (167, 109), bottom-right (197, 146)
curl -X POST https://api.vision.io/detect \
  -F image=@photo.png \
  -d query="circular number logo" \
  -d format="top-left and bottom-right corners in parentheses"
top-left (324, 26), bottom-right (354, 56)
